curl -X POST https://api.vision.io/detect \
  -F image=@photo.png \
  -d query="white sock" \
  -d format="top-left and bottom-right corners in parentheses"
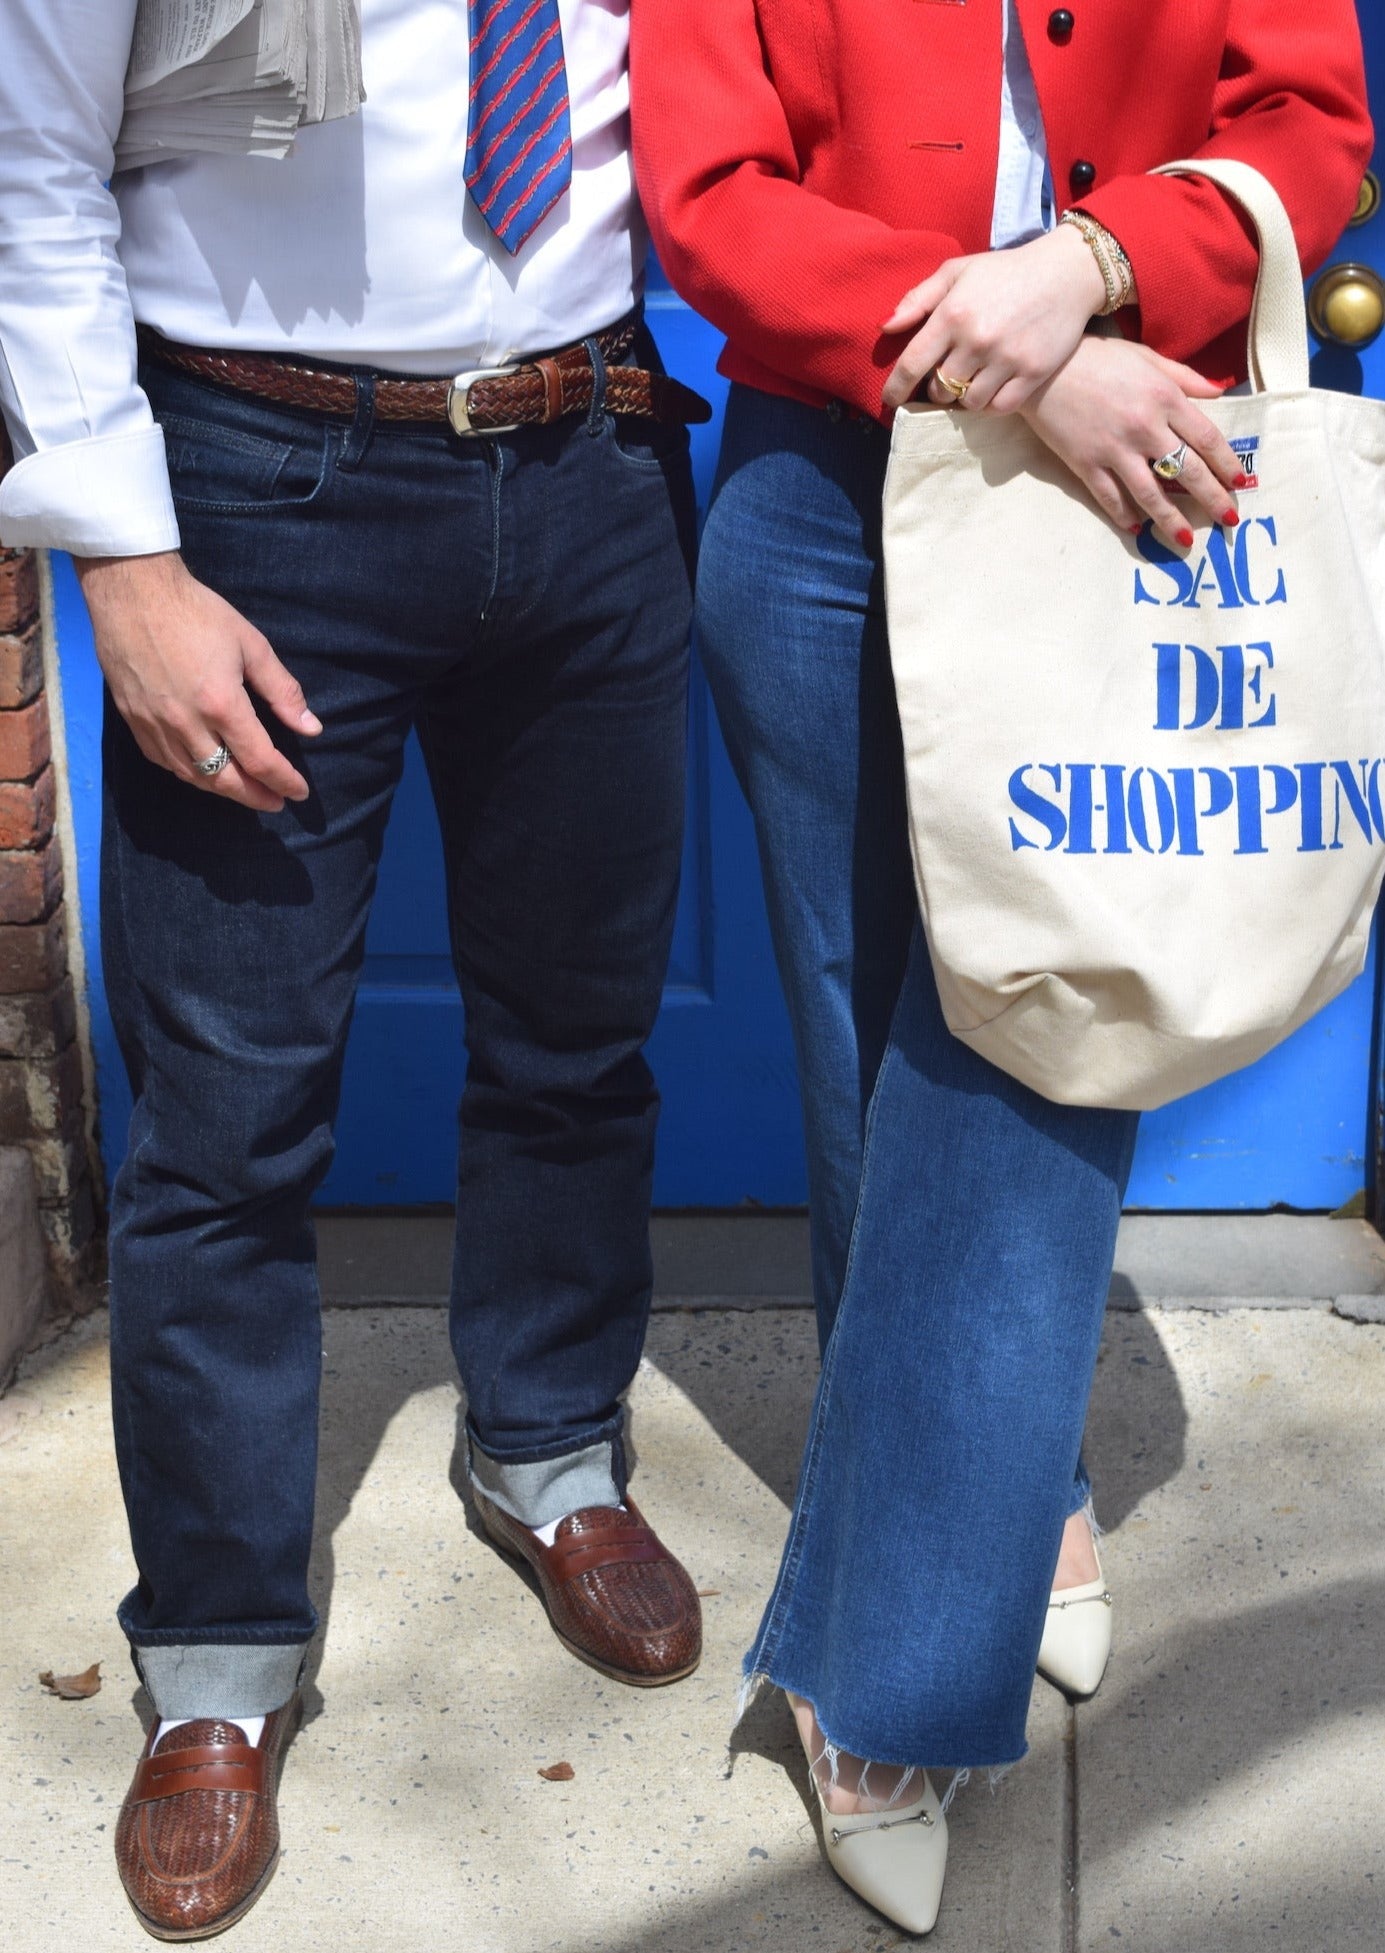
top-left (154, 1714), bottom-right (266, 1749)
top-left (532, 1502), bottom-right (625, 1547)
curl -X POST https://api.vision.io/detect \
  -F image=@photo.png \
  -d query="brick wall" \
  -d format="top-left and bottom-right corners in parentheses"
top-left (0, 544), bottom-right (101, 1317)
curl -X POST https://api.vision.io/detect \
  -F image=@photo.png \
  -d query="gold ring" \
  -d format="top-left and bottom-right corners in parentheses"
top-left (934, 369), bottom-right (971, 403)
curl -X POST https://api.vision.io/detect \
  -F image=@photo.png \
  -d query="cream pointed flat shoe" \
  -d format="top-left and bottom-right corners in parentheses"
top-left (1037, 1551), bottom-right (1113, 1701)
top-left (813, 1771), bottom-right (949, 1935)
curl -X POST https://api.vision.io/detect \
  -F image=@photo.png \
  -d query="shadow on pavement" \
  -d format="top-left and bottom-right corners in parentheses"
top-left (305, 1306), bottom-right (460, 1717)
top-left (639, 1312), bottom-right (817, 1510)
top-left (1085, 1306), bottom-right (1189, 1528)
top-left (1075, 1571), bottom-right (1385, 1953)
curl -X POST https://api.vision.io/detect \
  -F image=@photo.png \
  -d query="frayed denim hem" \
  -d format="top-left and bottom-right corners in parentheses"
top-left (732, 1664), bottom-right (1029, 1793)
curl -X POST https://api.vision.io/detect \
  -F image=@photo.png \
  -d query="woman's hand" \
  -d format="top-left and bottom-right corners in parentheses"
top-left (76, 551), bottom-right (321, 813)
top-left (881, 224), bottom-right (1108, 415)
top-left (1017, 334), bottom-right (1246, 547)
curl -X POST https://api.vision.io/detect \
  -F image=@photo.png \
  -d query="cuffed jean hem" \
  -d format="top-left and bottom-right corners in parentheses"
top-left (467, 1433), bottom-right (624, 1529)
top-left (131, 1641), bottom-right (310, 1720)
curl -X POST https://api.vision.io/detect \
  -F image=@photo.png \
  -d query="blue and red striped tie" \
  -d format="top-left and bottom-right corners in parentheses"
top-left (465, 0), bottom-right (573, 255)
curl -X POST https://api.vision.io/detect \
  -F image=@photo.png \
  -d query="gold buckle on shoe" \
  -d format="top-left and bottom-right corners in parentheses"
top-left (446, 366), bottom-right (521, 437)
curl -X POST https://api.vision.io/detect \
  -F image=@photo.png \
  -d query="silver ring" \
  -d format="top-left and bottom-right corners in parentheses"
top-left (1150, 442), bottom-right (1189, 481)
top-left (194, 744), bottom-right (232, 778)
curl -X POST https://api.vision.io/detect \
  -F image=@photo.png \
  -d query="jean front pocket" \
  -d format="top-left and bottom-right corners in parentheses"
top-left (158, 411), bottom-right (333, 514)
top-left (602, 411), bottom-right (693, 475)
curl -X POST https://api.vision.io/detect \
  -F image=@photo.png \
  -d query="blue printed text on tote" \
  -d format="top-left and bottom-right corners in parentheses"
top-left (1007, 514), bottom-right (1385, 860)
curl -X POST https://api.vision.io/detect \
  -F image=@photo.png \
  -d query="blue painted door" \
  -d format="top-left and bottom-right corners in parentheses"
top-left (57, 9), bottom-right (1385, 1210)
top-left (1130, 10), bottom-right (1385, 1209)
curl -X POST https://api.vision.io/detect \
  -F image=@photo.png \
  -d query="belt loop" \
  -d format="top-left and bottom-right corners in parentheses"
top-left (584, 335), bottom-right (607, 436)
top-left (338, 372), bottom-right (376, 471)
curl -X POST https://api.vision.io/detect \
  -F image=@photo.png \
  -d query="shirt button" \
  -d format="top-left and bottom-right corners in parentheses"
top-left (1069, 159), bottom-right (1098, 193)
top-left (1048, 9), bottom-right (1075, 42)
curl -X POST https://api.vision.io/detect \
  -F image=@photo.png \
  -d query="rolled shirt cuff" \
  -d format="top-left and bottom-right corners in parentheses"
top-left (0, 426), bottom-right (179, 556)
top-left (132, 1641), bottom-right (308, 1721)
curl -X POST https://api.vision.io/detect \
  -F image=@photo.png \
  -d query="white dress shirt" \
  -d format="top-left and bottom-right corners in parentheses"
top-left (992, 0), bottom-right (1053, 250)
top-left (0, 0), bottom-right (1051, 559)
top-left (0, 0), bottom-right (641, 556)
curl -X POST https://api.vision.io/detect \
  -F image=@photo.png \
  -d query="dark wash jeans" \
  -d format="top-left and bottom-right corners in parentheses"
top-left (697, 386), bottom-right (1139, 1770)
top-left (103, 324), bottom-right (695, 1716)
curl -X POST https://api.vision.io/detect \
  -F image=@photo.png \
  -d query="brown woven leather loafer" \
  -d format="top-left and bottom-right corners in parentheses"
top-left (115, 1695), bottom-right (300, 1941)
top-left (475, 1493), bottom-right (702, 1686)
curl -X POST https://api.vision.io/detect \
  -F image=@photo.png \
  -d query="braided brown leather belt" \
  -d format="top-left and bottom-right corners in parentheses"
top-left (136, 321), bottom-right (711, 435)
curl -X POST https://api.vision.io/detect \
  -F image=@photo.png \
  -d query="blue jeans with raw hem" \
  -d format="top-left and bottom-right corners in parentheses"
top-left (696, 385), bottom-right (1137, 1769)
top-left (103, 328), bottom-right (695, 1718)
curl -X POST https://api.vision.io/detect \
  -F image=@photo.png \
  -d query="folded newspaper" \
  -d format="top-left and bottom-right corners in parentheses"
top-left (116, 0), bottom-right (364, 170)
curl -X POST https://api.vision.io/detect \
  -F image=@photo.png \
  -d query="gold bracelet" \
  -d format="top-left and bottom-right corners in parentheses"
top-left (1104, 228), bottom-right (1136, 309)
top-left (1060, 210), bottom-right (1121, 313)
top-left (1059, 210), bottom-right (1134, 315)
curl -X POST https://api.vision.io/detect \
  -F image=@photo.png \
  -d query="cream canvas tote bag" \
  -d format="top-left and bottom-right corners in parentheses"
top-left (882, 158), bottom-right (1385, 1111)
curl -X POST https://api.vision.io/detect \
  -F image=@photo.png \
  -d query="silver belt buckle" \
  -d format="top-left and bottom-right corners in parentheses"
top-left (446, 365), bottom-right (521, 437)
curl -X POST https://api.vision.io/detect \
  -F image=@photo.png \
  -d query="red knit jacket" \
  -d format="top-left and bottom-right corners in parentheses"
top-left (631, 0), bottom-right (1373, 422)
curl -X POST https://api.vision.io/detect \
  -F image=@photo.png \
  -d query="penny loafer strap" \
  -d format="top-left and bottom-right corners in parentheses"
top-left (546, 1525), bottom-right (669, 1584)
top-left (131, 1742), bottom-right (266, 1804)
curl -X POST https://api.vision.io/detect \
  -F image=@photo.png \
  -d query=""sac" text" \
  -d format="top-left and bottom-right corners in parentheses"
top-left (1134, 519), bottom-right (1287, 610)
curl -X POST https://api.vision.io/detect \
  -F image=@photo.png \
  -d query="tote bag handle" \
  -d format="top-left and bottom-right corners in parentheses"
top-left (1152, 158), bottom-right (1312, 394)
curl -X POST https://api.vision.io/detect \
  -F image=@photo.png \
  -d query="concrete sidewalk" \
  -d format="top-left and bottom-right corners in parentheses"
top-left (1, 1228), bottom-right (1383, 1950)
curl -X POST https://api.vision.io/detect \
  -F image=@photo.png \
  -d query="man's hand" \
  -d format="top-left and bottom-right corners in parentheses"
top-left (881, 223), bottom-right (1109, 415)
top-left (75, 552), bottom-right (321, 813)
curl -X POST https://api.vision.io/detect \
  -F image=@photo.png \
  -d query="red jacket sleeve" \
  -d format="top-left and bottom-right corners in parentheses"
top-left (630, 0), bottom-right (963, 420)
top-left (1077, 0), bottom-right (1372, 369)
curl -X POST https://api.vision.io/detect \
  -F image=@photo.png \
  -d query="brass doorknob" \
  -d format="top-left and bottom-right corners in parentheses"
top-left (1350, 171), bottom-right (1380, 228)
top-left (1307, 262), bottom-right (1385, 348)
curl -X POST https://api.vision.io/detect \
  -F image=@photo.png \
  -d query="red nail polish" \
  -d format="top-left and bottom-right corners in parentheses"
top-left (1222, 510), bottom-right (1239, 527)
top-left (1127, 523), bottom-right (1144, 535)
top-left (1177, 527), bottom-right (1194, 548)
top-left (1232, 472), bottom-right (1250, 489)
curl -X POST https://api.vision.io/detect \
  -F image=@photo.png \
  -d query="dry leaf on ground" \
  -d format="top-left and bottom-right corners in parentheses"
top-left (537, 1761), bottom-right (575, 1782)
top-left (39, 1662), bottom-right (102, 1700)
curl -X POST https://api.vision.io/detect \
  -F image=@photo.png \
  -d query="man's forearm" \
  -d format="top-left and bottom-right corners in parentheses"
top-left (0, 0), bottom-right (179, 557)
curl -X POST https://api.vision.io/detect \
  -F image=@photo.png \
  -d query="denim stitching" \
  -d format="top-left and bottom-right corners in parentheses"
top-left (163, 421), bottom-right (335, 514)
top-left (486, 463), bottom-right (555, 634)
top-left (601, 418), bottom-right (692, 475)
top-left (479, 439), bottom-right (504, 625)
top-left (157, 415), bottom-right (303, 462)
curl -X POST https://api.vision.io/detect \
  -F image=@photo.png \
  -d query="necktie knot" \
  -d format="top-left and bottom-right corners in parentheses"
top-left (465, 0), bottom-right (573, 255)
